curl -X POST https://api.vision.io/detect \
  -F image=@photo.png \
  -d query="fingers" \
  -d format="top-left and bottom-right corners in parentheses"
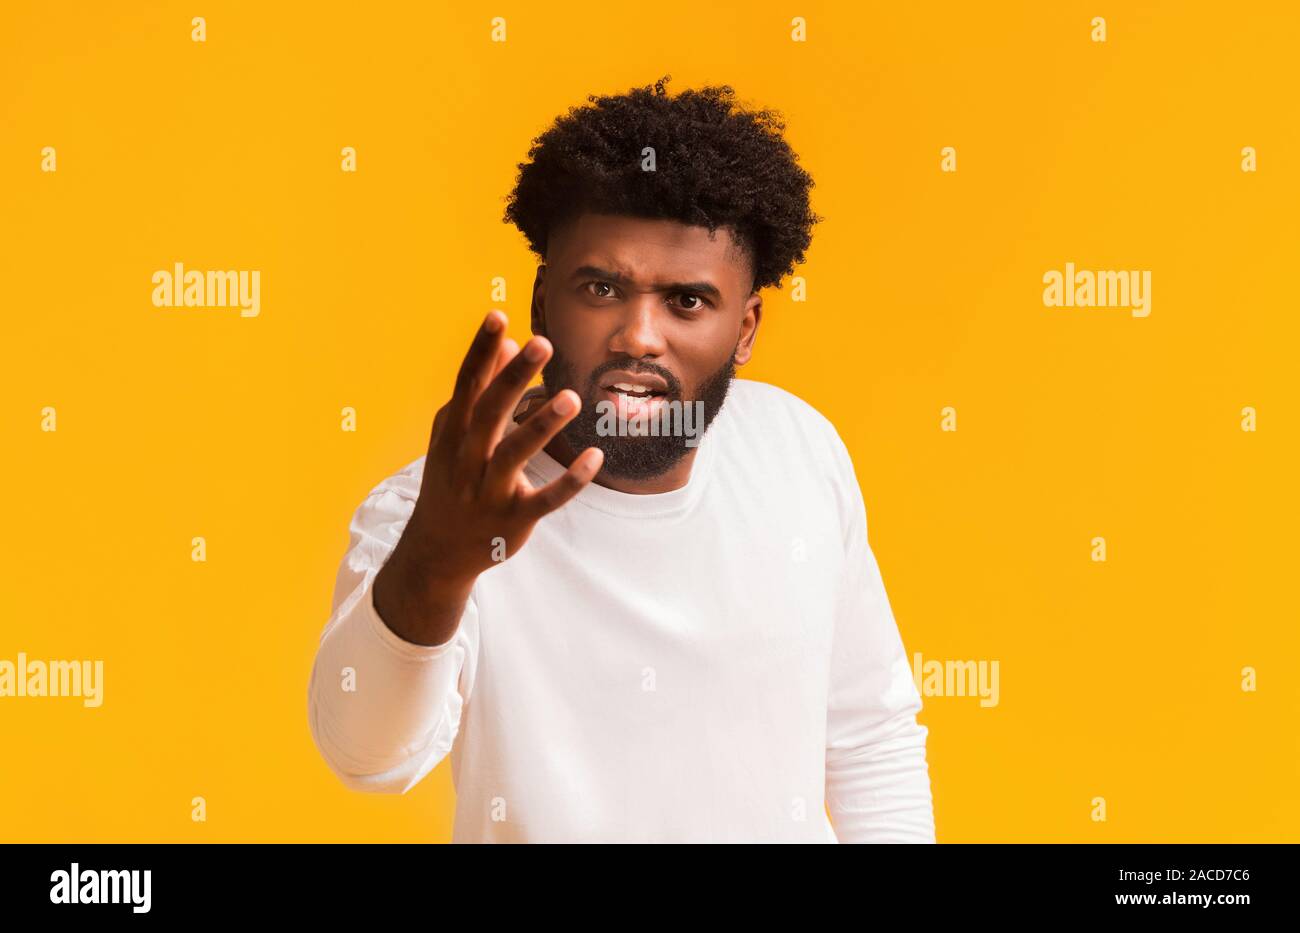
top-left (430, 319), bottom-right (511, 463)
top-left (482, 388), bottom-right (582, 496)
top-left (479, 336), bottom-right (521, 455)
top-left (517, 447), bottom-right (604, 523)
top-left (493, 336), bottom-right (520, 382)
top-left (458, 335), bottom-right (553, 479)
top-left (438, 311), bottom-right (506, 459)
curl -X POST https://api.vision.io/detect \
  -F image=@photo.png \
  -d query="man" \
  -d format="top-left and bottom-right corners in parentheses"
top-left (307, 76), bottom-right (936, 843)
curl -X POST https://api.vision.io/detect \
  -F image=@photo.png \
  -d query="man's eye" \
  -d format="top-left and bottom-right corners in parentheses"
top-left (673, 293), bottom-right (708, 311)
top-left (587, 282), bottom-right (615, 298)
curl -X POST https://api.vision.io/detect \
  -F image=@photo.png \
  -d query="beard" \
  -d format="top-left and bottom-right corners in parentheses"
top-left (541, 347), bottom-right (736, 481)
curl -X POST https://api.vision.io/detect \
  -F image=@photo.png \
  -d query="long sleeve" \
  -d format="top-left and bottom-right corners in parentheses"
top-left (306, 469), bottom-right (480, 795)
top-left (822, 429), bottom-right (936, 843)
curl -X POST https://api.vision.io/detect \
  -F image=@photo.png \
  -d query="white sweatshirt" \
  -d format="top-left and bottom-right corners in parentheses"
top-left (307, 378), bottom-right (936, 843)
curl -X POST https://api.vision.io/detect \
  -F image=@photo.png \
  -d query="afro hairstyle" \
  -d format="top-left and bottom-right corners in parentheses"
top-left (502, 74), bottom-right (822, 293)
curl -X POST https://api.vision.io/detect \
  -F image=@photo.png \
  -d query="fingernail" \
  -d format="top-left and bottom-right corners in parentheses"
top-left (554, 392), bottom-right (578, 415)
top-left (484, 311), bottom-right (503, 333)
top-left (524, 340), bottom-right (546, 361)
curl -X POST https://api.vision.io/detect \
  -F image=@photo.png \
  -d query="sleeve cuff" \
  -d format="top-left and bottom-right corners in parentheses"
top-left (357, 578), bottom-right (466, 662)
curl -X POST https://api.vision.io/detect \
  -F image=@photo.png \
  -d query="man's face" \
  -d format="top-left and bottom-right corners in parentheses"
top-left (532, 212), bottom-right (762, 480)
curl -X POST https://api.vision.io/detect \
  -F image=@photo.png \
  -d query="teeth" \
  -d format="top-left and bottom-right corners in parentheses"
top-left (611, 382), bottom-right (657, 394)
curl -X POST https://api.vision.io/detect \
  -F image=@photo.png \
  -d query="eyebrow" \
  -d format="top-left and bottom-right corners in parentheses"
top-left (571, 265), bottom-right (723, 301)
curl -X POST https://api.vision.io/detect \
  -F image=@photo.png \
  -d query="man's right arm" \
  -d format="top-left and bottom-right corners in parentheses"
top-left (306, 479), bottom-right (480, 796)
top-left (307, 309), bottom-right (603, 796)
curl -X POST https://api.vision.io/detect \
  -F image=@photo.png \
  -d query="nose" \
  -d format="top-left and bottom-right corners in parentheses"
top-left (608, 298), bottom-right (668, 359)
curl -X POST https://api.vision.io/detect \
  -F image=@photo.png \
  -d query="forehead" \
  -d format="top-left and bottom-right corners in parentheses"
top-left (547, 212), bottom-right (749, 286)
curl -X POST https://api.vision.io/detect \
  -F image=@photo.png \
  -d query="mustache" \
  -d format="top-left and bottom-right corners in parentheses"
top-left (586, 362), bottom-right (681, 396)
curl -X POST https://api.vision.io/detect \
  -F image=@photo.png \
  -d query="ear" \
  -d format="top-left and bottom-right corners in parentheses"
top-left (734, 291), bottom-right (762, 366)
top-left (530, 265), bottom-right (547, 337)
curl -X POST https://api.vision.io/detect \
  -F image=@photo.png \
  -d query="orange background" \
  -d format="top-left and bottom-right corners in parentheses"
top-left (1, 1), bottom-right (1296, 841)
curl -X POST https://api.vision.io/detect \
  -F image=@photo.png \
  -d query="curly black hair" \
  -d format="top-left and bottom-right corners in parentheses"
top-left (502, 74), bottom-right (822, 293)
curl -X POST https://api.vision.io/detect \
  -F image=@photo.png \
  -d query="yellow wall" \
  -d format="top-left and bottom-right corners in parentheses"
top-left (2, 1), bottom-right (1295, 841)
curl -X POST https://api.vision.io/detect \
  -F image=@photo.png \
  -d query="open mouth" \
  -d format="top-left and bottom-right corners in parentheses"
top-left (604, 381), bottom-right (666, 399)
top-left (598, 381), bottom-right (669, 420)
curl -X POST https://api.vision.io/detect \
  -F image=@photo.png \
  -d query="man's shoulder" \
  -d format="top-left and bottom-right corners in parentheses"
top-left (728, 378), bottom-right (857, 493)
top-left (357, 454), bottom-right (425, 516)
top-left (728, 377), bottom-right (839, 440)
